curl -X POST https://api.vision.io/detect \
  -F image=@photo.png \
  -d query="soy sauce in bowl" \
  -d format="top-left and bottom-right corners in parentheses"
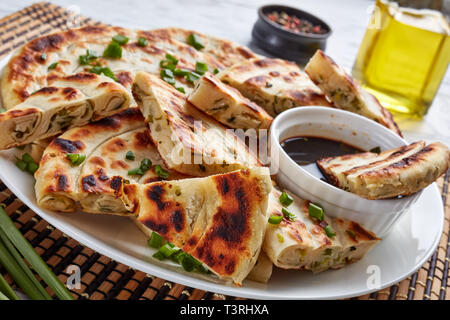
top-left (280, 136), bottom-right (364, 165)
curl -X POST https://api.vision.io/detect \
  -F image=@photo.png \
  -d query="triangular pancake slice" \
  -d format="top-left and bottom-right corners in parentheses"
top-left (126, 167), bottom-right (272, 285)
top-left (133, 72), bottom-right (260, 177)
top-left (317, 141), bottom-right (449, 199)
top-left (0, 73), bottom-right (132, 150)
top-left (305, 50), bottom-right (402, 136)
top-left (263, 188), bottom-right (380, 272)
top-left (35, 107), bottom-right (183, 213)
top-left (188, 72), bottom-right (273, 130)
top-left (218, 57), bottom-right (331, 117)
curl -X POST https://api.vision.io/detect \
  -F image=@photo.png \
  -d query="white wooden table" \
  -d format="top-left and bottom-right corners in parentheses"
top-left (1, 0), bottom-right (449, 145)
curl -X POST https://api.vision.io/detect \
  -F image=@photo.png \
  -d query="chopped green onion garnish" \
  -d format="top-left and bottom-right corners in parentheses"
top-left (152, 251), bottom-right (166, 261)
top-left (22, 153), bottom-right (34, 163)
top-left (148, 232), bottom-right (163, 249)
top-left (324, 225), bottom-right (336, 238)
top-left (282, 208), bottom-right (296, 221)
top-left (159, 243), bottom-right (179, 258)
top-left (137, 37), bottom-right (148, 47)
top-left (127, 167), bottom-right (145, 176)
top-left (27, 162), bottom-right (39, 174)
top-left (154, 165), bottom-right (169, 179)
top-left (187, 33), bottom-right (204, 50)
top-left (165, 53), bottom-right (178, 65)
top-left (48, 62), bottom-right (58, 70)
top-left (140, 158), bottom-right (152, 171)
top-left (195, 61), bottom-right (208, 75)
top-left (125, 151), bottom-right (135, 161)
top-left (112, 34), bottom-right (129, 45)
top-left (308, 203), bottom-right (324, 221)
top-left (79, 49), bottom-right (98, 65)
top-left (186, 71), bottom-right (201, 83)
top-left (370, 146), bottom-right (381, 154)
top-left (176, 87), bottom-right (186, 94)
top-left (279, 192), bottom-right (294, 207)
top-left (66, 153), bottom-right (86, 166)
top-left (268, 214), bottom-right (282, 225)
top-left (40, 53), bottom-right (47, 60)
top-left (88, 66), bottom-right (117, 81)
top-left (181, 254), bottom-right (200, 272)
top-left (103, 41), bottom-right (123, 59)
top-left (161, 68), bottom-right (174, 78)
top-left (15, 159), bottom-right (27, 171)
top-left (99, 67), bottom-right (117, 81)
top-left (213, 68), bottom-right (220, 75)
top-left (160, 60), bottom-right (176, 71)
top-left (173, 68), bottom-right (190, 76)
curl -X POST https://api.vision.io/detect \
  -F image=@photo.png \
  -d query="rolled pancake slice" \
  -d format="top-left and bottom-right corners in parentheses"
top-left (78, 127), bottom-right (186, 215)
top-left (331, 218), bottom-right (380, 268)
top-left (188, 72), bottom-right (273, 130)
top-left (305, 50), bottom-right (402, 136)
top-left (263, 188), bottom-right (380, 272)
top-left (218, 58), bottom-right (331, 117)
top-left (0, 73), bottom-right (132, 150)
top-left (35, 107), bottom-right (180, 213)
top-left (316, 142), bottom-right (426, 190)
top-left (133, 72), bottom-right (260, 177)
top-left (127, 167), bottom-right (272, 285)
top-left (318, 141), bottom-right (449, 199)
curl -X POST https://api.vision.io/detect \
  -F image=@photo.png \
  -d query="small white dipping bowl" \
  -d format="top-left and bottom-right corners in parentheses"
top-left (269, 107), bottom-right (422, 237)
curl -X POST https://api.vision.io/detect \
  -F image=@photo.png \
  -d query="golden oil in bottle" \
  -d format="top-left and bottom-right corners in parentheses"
top-left (352, 0), bottom-right (450, 117)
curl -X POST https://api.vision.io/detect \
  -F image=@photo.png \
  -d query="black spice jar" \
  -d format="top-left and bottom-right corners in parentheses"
top-left (252, 4), bottom-right (332, 65)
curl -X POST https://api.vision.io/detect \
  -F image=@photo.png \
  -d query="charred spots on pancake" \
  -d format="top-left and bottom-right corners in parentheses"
top-left (33, 87), bottom-right (59, 96)
top-left (143, 219), bottom-right (168, 236)
top-left (7, 108), bottom-right (39, 118)
top-left (110, 160), bottom-right (129, 170)
top-left (89, 156), bottom-right (106, 167)
top-left (57, 174), bottom-right (68, 192)
top-left (236, 47), bottom-right (254, 59)
top-left (81, 175), bottom-right (96, 191)
top-left (133, 130), bottom-right (153, 149)
top-left (53, 138), bottom-right (84, 153)
top-left (64, 72), bottom-right (96, 82)
top-left (62, 87), bottom-right (79, 100)
top-left (29, 34), bottom-right (64, 52)
top-left (146, 184), bottom-right (167, 210)
top-left (253, 59), bottom-right (277, 68)
top-left (225, 260), bottom-right (236, 274)
top-left (349, 222), bottom-right (379, 241)
top-left (244, 75), bottom-right (271, 87)
top-left (172, 210), bottom-right (184, 232)
top-left (105, 137), bottom-right (127, 153)
top-left (269, 71), bottom-right (280, 77)
top-left (142, 176), bottom-right (162, 184)
top-left (110, 176), bottom-right (123, 195)
top-left (217, 175), bottom-right (230, 195)
top-left (115, 72), bottom-right (133, 87)
top-left (80, 25), bottom-right (107, 34)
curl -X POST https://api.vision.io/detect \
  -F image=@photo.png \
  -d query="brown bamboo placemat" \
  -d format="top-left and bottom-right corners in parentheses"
top-left (0, 2), bottom-right (448, 300)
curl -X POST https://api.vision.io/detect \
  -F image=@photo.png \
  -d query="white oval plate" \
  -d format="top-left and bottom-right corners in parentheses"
top-left (0, 146), bottom-right (444, 299)
top-left (0, 55), bottom-right (444, 299)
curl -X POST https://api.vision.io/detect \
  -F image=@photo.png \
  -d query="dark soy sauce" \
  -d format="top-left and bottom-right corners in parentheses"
top-left (280, 136), bottom-right (364, 165)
